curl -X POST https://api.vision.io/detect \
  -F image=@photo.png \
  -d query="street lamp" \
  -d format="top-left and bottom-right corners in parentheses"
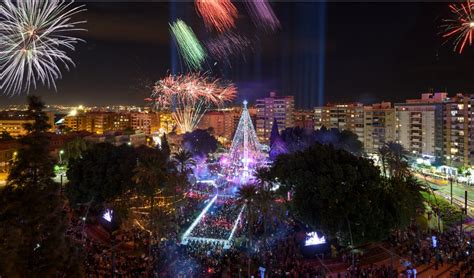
top-left (449, 175), bottom-right (453, 205)
top-left (59, 149), bottom-right (64, 164)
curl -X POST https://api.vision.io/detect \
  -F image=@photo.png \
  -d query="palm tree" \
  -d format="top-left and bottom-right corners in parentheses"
top-left (133, 153), bottom-right (167, 254)
top-left (254, 168), bottom-right (281, 237)
top-left (385, 141), bottom-right (410, 179)
top-left (378, 145), bottom-right (390, 177)
top-left (173, 149), bottom-right (195, 174)
top-left (171, 149), bottom-right (195, 199)
top-left (236, 183), bottom-right (258, 277)
top-left (236, 184), bottom-right (258, 247)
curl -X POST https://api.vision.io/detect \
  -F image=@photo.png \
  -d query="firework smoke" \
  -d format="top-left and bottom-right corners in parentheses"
top-left (205, 33), bottom-right (251, 65)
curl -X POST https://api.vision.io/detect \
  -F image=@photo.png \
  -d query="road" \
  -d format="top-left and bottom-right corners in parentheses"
top-left (418, 175), bottom-right (474, 216)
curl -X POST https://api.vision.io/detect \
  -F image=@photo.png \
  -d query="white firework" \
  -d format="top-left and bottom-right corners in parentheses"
top-left (0, 0), bottom-right (86, 95)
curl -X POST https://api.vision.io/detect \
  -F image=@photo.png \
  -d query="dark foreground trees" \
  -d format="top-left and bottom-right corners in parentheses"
top-left (65, 142), bottom-right (137, 209)
top-left (269, 143), bottom-right (423, 246)
top-left (0, 96), bottom-right (83, 277)
top-left (278, 126), bottom-right (363, 155)
top-left (182, 129), bottom-right (218, 156)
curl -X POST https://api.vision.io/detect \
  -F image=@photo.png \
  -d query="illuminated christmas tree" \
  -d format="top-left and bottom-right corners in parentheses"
top-left (226, 100), bottom-right (265, 184)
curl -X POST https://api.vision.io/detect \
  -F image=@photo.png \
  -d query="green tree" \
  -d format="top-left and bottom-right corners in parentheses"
top-left (169, 148), bottom-right (195, 201)
top-left (236, 183), bottom-right (258, 277)
top-left (378, 145), bottom-right (390, 177)
top-left (133, 148), bottom-right (168, 247)
top-left (236, 184), bottom-right (258, 247)
top-left (0, 96), bottom-right (83, 277)
top-left (270, 143), bottom-right (423, 246)
top-left (160, 133), bottom-right (171, 159)
top-left (65, 137), bottom-right (88, 162)
top-left (254, 168), bottom-right (284, 237)
top-left (173, 148), bottom-right (195, 174)
top-left (182, 129), bottom-right (218, 156)
top-left (65, 143), bottom-right (137, 210)
top-left (385, 141), bottom-right (410, 179)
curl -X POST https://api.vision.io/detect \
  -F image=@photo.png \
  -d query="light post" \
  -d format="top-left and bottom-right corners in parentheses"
top-left (59, 149), bottom-right (64, 164)
top-left (450, 175), bottom-right (453, 205)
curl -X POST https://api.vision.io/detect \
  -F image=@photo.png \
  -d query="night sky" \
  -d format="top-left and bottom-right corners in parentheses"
top-left (1, 1), bottom-right (473, 108)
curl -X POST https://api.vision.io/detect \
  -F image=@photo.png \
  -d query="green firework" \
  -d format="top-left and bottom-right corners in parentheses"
top-left (170, 19), bottom-right (206, 70)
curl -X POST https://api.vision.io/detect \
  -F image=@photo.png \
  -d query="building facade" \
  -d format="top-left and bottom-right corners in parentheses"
top-left (313, 107), bottom-right (323, 130)
top-left (363, 102), bottom-right (396, 154)
top-left (294, 109), bottom-right (315, 130)
top-left (256, 92), bottom-right (294, 143)
top-left (395, 93), bottom-right (446, 160)
top-left (0, 111), bottom-right (55, 137)
top-left (443, 94), bottom-right (474, 167)
top-left (320, 103), bottom-right (365, 143)
top-left (198, 110), bottom-right (235, 145)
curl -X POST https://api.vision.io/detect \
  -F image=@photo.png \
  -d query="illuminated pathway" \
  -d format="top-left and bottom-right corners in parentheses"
top-left (181, 194), bottom-right (218, 244)
top-left (181, 195), bottom-right (245, 249)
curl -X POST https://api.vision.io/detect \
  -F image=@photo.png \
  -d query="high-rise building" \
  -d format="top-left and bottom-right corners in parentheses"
top-left (112, 112), bottom-right (131, 132)
top-left (198, 110), bottom-right (235, 145)
top-left (130, 112), bottom-right (152, 134)
top-left (294, 109), bottom-right (315, 130)
top-left (64, 111), bottom-right (132, 134)
top-left (363, 102), bottom-right (396, 154)
top-left (256, 92), bottom-right (294, 143)
top-left (320, 103), bottom-right (365, 143)
top-left (313, 107), bottom-right (323, 130)
top-left (443, 93), bottom-right (474, 167)
top-left (395, 93), bottom-right (446, 159)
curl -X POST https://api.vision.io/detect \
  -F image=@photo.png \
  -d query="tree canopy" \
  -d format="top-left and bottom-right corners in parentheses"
top-left (65, 142), bottom-right (137, 208)
top-left (0, 96), bottom-right (83, 277)
top-left (277, 126), bottom-right (363, 156)
top-left (269, 143), bottom-right (423, 245)
top-left (182, 129), bottom-right (218, 156)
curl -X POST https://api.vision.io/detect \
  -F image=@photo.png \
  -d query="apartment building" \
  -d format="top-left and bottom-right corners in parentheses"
top-left (256, 92), bottom-right (295, 143)
top-left (395, 93), bottom-right (446, 159)
top-left (363, 102), bottom-right (396, 154)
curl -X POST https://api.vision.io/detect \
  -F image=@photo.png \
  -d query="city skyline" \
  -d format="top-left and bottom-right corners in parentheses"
top-left (1, 1), bottom-right (474, 276)
top-left (0, 2), bottom-right (472, 107)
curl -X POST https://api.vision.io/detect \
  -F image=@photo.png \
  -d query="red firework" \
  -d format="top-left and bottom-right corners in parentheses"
top-left (150, 73), bottom-right (237, 132)
top-left (195, 0), bottom-right (238, 33)
top-left (442, 1), bottom-right (474, 53)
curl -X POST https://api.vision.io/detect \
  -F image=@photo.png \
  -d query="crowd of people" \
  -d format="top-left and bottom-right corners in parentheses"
top-left (82, 227), bottom-right (151, 277)
top-left (66, 175), bottom-right (474, 278)
top-left (389, 225), bottom-right (474, 277)
top-left (189, 198), bottom-right (241, 239)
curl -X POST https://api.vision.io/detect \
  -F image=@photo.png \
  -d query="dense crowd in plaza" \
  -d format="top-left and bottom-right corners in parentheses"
top-left (60, 149), bottom-right (474, 277)
top-left (189, 198), bottom-right (241, 239)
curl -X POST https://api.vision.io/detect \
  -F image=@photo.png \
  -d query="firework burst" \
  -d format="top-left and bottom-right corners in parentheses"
top-left (245, 0), bottom-right (280, 32)
top-left (195, 0), bottom-right (238, 33)
top-left (0, 0), bottom-right (86, 95)
top-left (151, 73), bottom-right (237, 133)
top-left (205, 33), bottom-right (251, 65)
top-left (170, 19), bottom-right (206, 70)
top-left (441, 1), bottom-right (474, 54)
